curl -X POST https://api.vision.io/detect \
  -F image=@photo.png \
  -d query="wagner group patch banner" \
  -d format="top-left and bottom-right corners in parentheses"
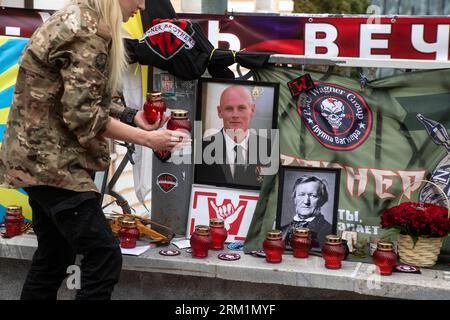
top-left (244, 66), bottom-right (450, 257)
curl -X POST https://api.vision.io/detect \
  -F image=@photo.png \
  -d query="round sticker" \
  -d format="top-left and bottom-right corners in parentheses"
top-left (395, 264), bottom-right (419, 273)
top-left (218, 253), bottom-right (241, 261)
top-left (250, 250), bottom-right (266, 258)
top-left (159, 249), bottom-right (181, 256)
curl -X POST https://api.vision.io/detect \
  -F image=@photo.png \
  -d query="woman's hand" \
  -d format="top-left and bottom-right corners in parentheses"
top-left (145, 129), bottom-right (191, 151)
top-left (134, 111), bottom-right (169, 131)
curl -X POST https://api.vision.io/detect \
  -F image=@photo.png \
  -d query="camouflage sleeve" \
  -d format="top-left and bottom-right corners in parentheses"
top-left (110, 99), bottom-right (126, 119)
top-left (56, 34), bottom-right (112, 148)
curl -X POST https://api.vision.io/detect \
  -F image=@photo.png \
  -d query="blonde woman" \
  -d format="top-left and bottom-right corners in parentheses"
top-left (0, 0), bottom-right (189, 300)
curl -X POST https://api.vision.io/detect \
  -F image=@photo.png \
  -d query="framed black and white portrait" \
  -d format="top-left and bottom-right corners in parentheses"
top-left (277, 166), bottom-right (341, 251)
top-left (194, 78), bottom-right (279, 190)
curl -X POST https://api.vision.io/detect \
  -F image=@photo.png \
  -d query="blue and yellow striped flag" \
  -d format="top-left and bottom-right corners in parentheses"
top-left (0, 36), bottom-right (32, 222)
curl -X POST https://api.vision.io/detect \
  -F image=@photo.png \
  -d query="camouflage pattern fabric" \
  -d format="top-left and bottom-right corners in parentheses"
top-left (0, 2), bottom-right (124, 193)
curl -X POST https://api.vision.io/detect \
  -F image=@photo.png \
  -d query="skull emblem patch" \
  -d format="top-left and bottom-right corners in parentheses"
top-left (297, 82), bottom-right (372, 151)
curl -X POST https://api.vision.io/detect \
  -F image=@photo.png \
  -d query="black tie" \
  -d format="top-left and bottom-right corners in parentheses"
top-left (234, 145), bottom-right (245, 165)
top-left (233, 145), bottom-right (245, 179)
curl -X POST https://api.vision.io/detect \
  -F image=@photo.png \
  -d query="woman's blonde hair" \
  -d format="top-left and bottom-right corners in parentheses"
top-left (69, 0), bottom-right (127, 91)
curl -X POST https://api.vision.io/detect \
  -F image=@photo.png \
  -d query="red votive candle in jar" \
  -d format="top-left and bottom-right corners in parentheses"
top-left (322, 235), bottom-right (346, 269)
top-left (168, 109), bottom-right (192, 156)
top-left (167, 109), bottom-right (191, 133)
top-left (144, 91), bottom-right (166, 124)
top-left (190, 225), bottom-right (211, 258)
top-left (4, 205), bottom-right (24, 238)
top-left (291, 227), bottom-right (311, 258)
top-left (118, 219), bottom-right (140, 249)
top-left (372, 241), bottom-right (397, 275)
top-left (209, 218), bottom-right (228, 250)
top-left (263, 230), bottom-right (285, 263)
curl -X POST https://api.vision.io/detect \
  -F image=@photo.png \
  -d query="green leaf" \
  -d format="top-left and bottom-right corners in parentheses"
top-left (411, 235), bottom-right (419, 248)
top-left (380, 228), bottom-right (401, 240)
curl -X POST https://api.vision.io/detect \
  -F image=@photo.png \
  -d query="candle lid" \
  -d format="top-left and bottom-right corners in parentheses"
top-left (325, 235), bottom-right (342, 244)
top-left (121, 219), bottom-right (137, 227)
top-left (266, 230), bottom-right (282, 240)
top-left (294, 227), bottom-right (310, 237)
top-left (377, 241), bottom-right (394, 251)
top-left (147, 91), bottom-right (162, 100)
top-left (194, 225), bottom-right (210, 235)
top-left (6, 205), bottom-right (22, 214)
top-left (210, 218), bottom-right (224, 227)
top-left (171, 109), bottom-right (189, 118)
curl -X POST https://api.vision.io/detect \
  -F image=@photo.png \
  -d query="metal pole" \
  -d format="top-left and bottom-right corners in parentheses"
top-left (201, 0), bottom-right (227, 14)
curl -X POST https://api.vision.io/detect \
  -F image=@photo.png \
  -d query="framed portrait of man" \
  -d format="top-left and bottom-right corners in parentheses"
top-left (194, 78), bottom-right (279, 190)
top-left (276, 166), bottom-right (341, 251)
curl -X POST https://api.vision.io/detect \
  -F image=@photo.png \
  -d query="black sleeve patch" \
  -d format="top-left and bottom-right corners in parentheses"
top-left (95, 53), bottom-right (108, 73)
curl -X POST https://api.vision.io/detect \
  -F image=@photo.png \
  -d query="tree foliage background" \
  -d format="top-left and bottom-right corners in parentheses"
top-left (292, 0), bottom-right (373, 78)
top-left (294, 0), bottom-right (370, 14)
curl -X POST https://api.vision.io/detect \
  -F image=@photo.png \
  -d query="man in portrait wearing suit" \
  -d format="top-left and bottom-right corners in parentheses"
top-left (197, 85), bottom-right (271, 188)
top-left (281, 175), bottom-right (332, 249)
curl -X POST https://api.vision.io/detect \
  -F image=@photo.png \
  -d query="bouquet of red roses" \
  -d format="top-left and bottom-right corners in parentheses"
top-left (380, 202), bottom-right (450, 243)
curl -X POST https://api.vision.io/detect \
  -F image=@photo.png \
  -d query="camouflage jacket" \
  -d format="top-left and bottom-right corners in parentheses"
top-left (0, 2), bottom-right (127, 193)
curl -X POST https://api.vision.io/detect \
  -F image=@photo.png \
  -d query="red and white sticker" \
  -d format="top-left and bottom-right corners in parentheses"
top-left (157, 173), bottom-right (178, 193)
top-left (218, 252), bottom-right (241, 261)
top-left (159, 249), bottom-right (181, 256)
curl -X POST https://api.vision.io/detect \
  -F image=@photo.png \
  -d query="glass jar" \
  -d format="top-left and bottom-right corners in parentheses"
top-left (143, 91), bottom-right (166, 124)
top-left (4, 205), bottom-right (24, 238)
top-left (372, 241), bottom-right (398, 275)
top-left (167, 109), bottom-right (191, 132)
top-left (263, 230), bottom-right (285, 263)
top-left (118, 219), bottom-right (140, 249)
top-left (290, 228), bottom-right (311, 258)
top-left (190, 225), bottom-right (212, 258)
top-left (322, 235), bottom-right (346, 269)
top-left (168, 109), bottom-right (192, 156)
top-left (209, 218), bottom-right (228, 250)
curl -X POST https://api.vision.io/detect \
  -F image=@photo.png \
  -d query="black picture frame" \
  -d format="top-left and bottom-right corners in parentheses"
top-left (194, 78), bottom-right (279, 190)
top-left (276, 166), bottom-right (341, 252)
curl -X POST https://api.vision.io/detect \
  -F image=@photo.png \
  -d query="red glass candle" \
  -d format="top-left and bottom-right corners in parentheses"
top-left (263, 230), bottom-right (285, 263)
top-left (4, 206), bottom-right (24, 238)
top-left (167, 109), bottom-right (192, 133)
top-left (372, 241), bottom-right (397, 275)
top-left (190, 225), bottom-right (212, 258)
top-left (322, 235), bottom-right (346, 269)
top-left (209, 218), bottom-right (228, 250)
top-left (291, 228), bottom-right (311, 258)
top-left (118, 219), bottom-right (140, 249)
top-left (143, 91), bottom-right (166, 124)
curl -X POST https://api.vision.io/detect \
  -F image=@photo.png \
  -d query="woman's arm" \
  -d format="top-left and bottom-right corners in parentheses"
top-left (102, 117), bottom-right (190, 151)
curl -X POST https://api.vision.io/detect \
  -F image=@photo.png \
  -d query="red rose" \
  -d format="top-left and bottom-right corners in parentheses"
top-left (380, 202), bottom-right (450, 237)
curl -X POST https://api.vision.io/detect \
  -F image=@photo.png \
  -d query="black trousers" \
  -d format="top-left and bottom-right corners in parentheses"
top-left (21, 186), bottom-right (122, 300)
